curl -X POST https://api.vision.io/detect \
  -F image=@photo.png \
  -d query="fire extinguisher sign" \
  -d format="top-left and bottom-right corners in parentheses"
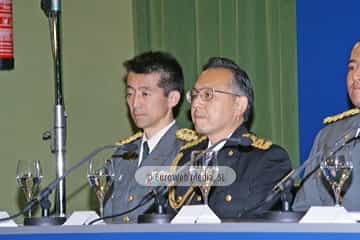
top-left (0, 0), bottom-right (13, 59)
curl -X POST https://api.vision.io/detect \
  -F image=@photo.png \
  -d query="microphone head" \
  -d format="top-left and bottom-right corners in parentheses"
top-left (111, 143), bottom-right (138, 158)
top-left (228, 137), bottom-right (253, 147)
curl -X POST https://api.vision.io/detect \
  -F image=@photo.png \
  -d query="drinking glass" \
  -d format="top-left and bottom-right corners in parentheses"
top-left (87, 158), bottom-right (114, 217)
top-left (320, 154), bottom-right (353, 206)
top-left (189, 150), bottom-right (219, 205)
top-left (15, 160), bottom-right (43, 217)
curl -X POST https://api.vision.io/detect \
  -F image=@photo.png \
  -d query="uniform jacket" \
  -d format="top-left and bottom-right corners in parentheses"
top-left (169, 125), bottom-right (292, 219)
top-left (293, 109), bottom-right (360, 211)
top-left (104, 124), bottom-right (196, 223)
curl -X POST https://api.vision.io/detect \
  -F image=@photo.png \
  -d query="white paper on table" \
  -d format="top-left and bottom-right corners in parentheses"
top-left (63, 211), bottom-right (105, 225)
top-left (0, 211), bottom-right (17, 227)
top-left (299, 206), bottom-right (356, 223)
top-left (171, 205), bottom-right (221, 224)
top-left (350, 211), bottom-right (360, 221)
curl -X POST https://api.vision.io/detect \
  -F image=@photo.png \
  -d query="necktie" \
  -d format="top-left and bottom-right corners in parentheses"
top-left (142, 141), bottom-right (150, 162)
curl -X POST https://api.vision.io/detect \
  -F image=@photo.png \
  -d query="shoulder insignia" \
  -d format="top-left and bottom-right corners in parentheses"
top-left (115, 131), bottom-right (143, 145)
top-left (179, 136), bottom-right (207, 151)
top-left (323, 108), bottom-right (360, 124)
top-left (242, 133), bottom-right (272, 150)
top-left (176, 128), bottom-right (201, 142)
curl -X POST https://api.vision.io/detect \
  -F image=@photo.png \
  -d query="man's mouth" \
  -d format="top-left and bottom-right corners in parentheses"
top-left (353, 82), bottom-right (360, 90)
top-left (194, 113), bottom-right (207, 120)
top-left (133, 112), bottom-right (146, 118)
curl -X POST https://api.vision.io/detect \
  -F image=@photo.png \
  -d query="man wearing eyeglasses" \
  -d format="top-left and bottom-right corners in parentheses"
top-left (168, 57), bottom-right (292, 218)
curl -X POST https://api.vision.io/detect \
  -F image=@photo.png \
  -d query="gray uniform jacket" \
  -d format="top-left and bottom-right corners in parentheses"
top-left (293, 110), bottom-right (360, 211)
top-left (104, 124), bottom-right (192, 223)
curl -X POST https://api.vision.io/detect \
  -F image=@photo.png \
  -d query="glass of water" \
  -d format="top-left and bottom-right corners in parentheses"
top-left (320, 154), bottom-right (353, 206)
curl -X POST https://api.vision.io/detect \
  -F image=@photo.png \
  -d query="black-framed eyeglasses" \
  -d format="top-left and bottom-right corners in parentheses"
top-left (186, 87), bottom-right (243, 103)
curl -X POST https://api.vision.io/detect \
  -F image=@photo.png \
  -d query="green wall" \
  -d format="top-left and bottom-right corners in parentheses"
top-left (133, 0), bottom-right (299, 166)
top-left (0, 0), bottom-right (134, 222)
top-left (0, 0), bottom-right (298, 223)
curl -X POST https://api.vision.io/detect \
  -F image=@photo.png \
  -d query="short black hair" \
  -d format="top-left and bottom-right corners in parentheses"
top-left (123, 51), bottom-right (184, 97)
top-left (202, 57), bottom-right (254, 122)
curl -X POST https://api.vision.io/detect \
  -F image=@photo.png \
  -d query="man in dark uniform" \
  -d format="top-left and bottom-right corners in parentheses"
top-left (168, 57), bottom-right (292, 218)
top-left (293, 41), bottom-right (360, 211)
top-left (104, 51), bottom-right (199, 223)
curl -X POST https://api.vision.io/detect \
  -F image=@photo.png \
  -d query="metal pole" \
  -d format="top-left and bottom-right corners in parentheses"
top-left (41, 0), bottom-right (66, 217)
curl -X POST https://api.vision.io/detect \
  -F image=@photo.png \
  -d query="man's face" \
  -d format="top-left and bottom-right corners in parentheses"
top-left (347, 42), bottom-right (360, 107)
top-left (126, 72), bottom-right (177, 137)
top-left (190, 68), bottom-right (248, 143)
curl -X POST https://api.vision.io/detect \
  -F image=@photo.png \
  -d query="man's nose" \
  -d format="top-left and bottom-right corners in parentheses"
top-left (191, 94), bottom-right (204, 108)
top-left (354, 66), bottom-right (360, 80)
top-left (131, 94), bottom-right (143, 108)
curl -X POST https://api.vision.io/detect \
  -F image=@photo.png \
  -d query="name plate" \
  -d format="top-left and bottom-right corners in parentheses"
top-left (171, 205), bottom-right (221, 224)
top-left (300, 206), bottom-right (356, 223)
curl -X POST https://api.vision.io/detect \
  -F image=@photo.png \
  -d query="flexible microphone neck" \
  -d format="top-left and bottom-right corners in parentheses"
top-left (0, 144), bottom-right (126, 223)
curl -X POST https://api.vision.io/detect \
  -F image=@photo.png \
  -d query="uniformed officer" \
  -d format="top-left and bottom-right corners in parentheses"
top-left (293, 41), bottom-right (360, 211)
top-left (168, 57), bottom-right (292, 218)
top-left (103, 51), bottom-right (198, 223)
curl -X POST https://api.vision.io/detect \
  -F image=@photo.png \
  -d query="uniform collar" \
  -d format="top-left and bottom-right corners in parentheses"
top-left (138, 120), bottom-right (176, 166)
top-left (142, 120), bottom-right (176, 152)
top-left (207, 132), bottom-right (233, 152)
top-left (207, 124), bottom-right (249, 150)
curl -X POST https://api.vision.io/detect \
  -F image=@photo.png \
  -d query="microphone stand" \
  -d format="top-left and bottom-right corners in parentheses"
top-left (0, 144), bottom-right (120, 225)
top-left (89, 137), bottom-right (254, 224)
top-left (137, 137), bottom-right (253, 223)
top-left (41, 0), bottom-right (67, 219)
top-left (238, 124), bottom-right (360, 222)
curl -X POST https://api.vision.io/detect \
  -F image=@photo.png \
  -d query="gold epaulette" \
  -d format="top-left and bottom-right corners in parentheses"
top-left (179, 136), bottom-right (207, 151)
top-left (115, 131), bottom-right (143, 145)
top-left (168, 135), bottom-right (207, 210)
top-left (242, 133), bottom-right (272, 150)
top-left (176, 128), bottom-right (201, 142)
top-left (323, 108), bottom-right (360, 124)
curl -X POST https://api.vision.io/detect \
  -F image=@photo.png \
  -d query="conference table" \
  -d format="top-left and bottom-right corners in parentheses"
top-left (1, 222), bottom-right (360, 240)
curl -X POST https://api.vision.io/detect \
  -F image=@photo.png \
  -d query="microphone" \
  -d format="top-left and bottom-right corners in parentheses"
top-left (176, 136), bottom-right (253, 173)
top-left (88, 136), bottom-right (253, 224)
top-left (240, 123), bottom-right (360, 217)
top-left (50, 0), bottom-right (61, 11)
top-left (111, 143), bottom-right (138, 158)
top-left (210, 136), bottom-right (253, 150)
top-left (41, 0), bottom-right (61, 17)
top-left (0, 143), bottom-right (131, 224)
top-left (88, 186), bottom-right (169, 225)
top-left (329, 124), bottom-right (360, 156)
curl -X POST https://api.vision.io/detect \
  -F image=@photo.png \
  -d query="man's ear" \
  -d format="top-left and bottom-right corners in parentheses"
top-left (168, 91), bottom-right (181, 108)
top-left (235, 96), bottom-right (248, 119)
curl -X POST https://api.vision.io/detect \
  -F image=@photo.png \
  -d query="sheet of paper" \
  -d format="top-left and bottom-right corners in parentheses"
top-left (171, 205), bottom-right (221, 224)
